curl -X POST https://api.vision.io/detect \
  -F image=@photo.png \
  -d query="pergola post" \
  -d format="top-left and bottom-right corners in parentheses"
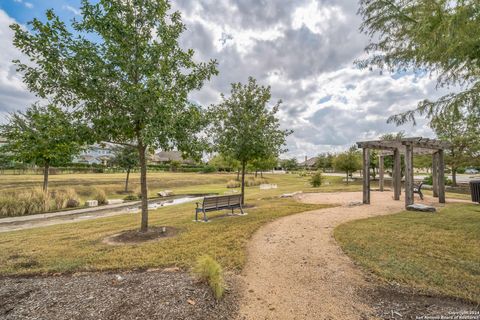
top-left (362, 148), bottom-right (370, 204)
top-left (432, 152), bottom-right (439, 198)
top-left (378, 155), bottom-right (384, 192)
top-left (438, 149), bottom-right (446, 203)
top-left (393, 148), bottom-right (401, 200)
top-left (405, 143), bottom-right (414, 207)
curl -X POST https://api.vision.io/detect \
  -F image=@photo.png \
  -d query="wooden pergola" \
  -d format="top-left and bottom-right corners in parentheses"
top-left (356, 137), bottom-right (450, 208)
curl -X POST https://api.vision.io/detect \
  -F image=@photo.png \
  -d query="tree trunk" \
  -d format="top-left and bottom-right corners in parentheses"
top-left (346, 170), bottom-right (349, 185)
top-left (43, 162), bottom-right (50, 193)
top-left (261, 171), bottom-right (263, 178)
top-left (451, 167), bottom-right (457, 187)
top-left (255, 170), bottom-right (258, 178)
top-left (125, 168), bottom-right (131, 192)
top-left (241, 161), bottom-right (246, 205)
top-left (138, 144), bottom-right (148, 232)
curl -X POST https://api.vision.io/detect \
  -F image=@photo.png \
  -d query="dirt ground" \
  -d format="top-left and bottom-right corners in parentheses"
top-left (236, 191), bottom-right (478, 320)
top-left (0, 269), bottom-right (238, 320)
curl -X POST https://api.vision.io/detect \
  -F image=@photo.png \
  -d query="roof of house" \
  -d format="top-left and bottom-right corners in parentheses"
top-left (154, 151), bottom-right (185, 162)
top-left (299, 157), bottom-right (318, 167)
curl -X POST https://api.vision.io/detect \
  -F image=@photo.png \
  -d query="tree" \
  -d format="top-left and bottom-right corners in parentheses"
top-left (279, 158), bottom-right (298, 171)
top-left (208, 154), bottom-right (240, 173)
top-left (315, 153), bottom-right (334, 172)
top-left (333, 146), bottom-right (361, 184)
top-left (11, 0), bottom-right (218, 232)
top-left (212, 77), bottom-right (291, 204)
top-left (358, 0), bottom-right (480, 124)
top-left (379, 132), bottom-right (405, 177)
top-left (112, 145), bottom-right (138, 192)
top-left (250, 156), bottom-right (278, 177)
top-left (430, 107), bottom-right (480, 186)
top-left (0, 104), bottom-right (82, 192)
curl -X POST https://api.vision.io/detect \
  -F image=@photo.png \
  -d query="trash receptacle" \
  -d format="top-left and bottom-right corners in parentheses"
top-left (470, 180), bottom-right (480, 203)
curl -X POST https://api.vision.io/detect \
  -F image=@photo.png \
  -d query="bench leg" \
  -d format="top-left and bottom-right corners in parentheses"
top-left (239, 205), bottom-right (245, 215)
top-left (203, 210), bottom-right (208, 222)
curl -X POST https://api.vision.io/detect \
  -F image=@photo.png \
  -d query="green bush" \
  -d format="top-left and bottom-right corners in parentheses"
top-left (123, 194), bottom-right (138, 201)
top-left (193, 255), bottom-right (225, 300)
top-left (423, 174), bottom-right (452, 186)
top-left (93, 188), bottom-right (108, 205)
top-left (310, 171), bottom-right (322, 187)
top-left (202, 164), bottom-right (217, 173)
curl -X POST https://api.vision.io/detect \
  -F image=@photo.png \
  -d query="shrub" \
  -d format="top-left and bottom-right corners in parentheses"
top-left (423, 174), bottom-right (452, 186)
top-left (193, 255), bottom-right (225, 300)
top-left (310, 171), bottom-right (322, 187)
top-left (202, 164), bottom-right (217, 173)
top-left (123, 194), bottom-right (138, 201)
top-left (93, 188), bottom-right (108, 205)
top-left (226, 180), bottom-right (240, 188)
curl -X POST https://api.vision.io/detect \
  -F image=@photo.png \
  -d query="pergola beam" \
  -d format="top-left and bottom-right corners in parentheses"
top-left (438, 150), bottom-right (446, 203)
top-left (404, 143), bottom-right (414, 206)
top-left (393, 148), bottom-right (401, 201)
top-left (362, 148), bottom-right (370, 204)
top-left (356, 137), bottom-right (448, 208)
top-left (378, 155), bottom-right (384, 192)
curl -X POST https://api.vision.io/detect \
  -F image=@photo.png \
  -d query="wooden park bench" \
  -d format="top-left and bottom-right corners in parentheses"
top-left (195, 194), bottom-right (245, 222)
top-left (413, 182), bottom-right (424, 200)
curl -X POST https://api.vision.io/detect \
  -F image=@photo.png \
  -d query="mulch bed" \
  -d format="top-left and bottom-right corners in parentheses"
top-left (0, 270), bottom-right (238, 320)
top-left (103, 226), bottom-right (178, 245)
top-left (365, 281), bottom-right (479, 319)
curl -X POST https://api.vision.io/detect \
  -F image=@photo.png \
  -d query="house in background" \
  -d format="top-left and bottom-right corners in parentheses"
top-left (151, 151), bottom-right (195, 164)
top-left (298, 156), bottom-right (318, 169)
top-left (74, 143), bottom-right (115, 165)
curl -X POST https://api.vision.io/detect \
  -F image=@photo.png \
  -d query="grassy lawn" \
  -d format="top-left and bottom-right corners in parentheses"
top-left (335, 203), bottom-right (480, 303)
top-left (0, 172), bottom-right (360, 276)
top-left (0, 171), bottom-right (366, 203)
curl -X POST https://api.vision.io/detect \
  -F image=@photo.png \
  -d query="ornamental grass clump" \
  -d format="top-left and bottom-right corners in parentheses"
top-left (226, 180), bottom-right (241, 188)
top-left (193, 255), bottom-right (225, 300)
top-left (0, 188), bottom-right (49, 217)
top-left (93, 188), bottom-right (108, 205)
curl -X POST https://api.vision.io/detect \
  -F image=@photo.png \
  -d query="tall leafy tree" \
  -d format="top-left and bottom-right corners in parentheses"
top-left (358, 0), bottom-right (480, 123)
top-left (112, 145), bottom-right (139, 192)
top-left (333, 146), bottom-right (361, 184)
top-left (279, 158), bottom-right (298, 171)
top-left (430, 107), bottom-right (480, 186)
top-left (0, 104), bottom-right (82, 192)
top-left (212, 77), bottom-right (291, 204)
top-left (250, 155), bottom-right (278, 177)
top-left (315, 153), bottom-right (334, 172)
top-left (11, 0), bottom-right (218, 232)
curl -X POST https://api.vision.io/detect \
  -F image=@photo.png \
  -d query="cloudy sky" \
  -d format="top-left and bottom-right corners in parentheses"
top-left (0, 0), bottom-right (445, 159)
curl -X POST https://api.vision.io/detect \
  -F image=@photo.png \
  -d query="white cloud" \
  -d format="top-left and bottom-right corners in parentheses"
top-left (0, 10), bottom-right (36, 123)
top-left (63, 5), bottom-right (81, 16)
top-left (0, 2), bottom-right (447, 158)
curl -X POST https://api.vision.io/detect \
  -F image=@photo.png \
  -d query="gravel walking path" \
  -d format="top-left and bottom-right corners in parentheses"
top-left (236, 191), bottom-right (473, 320)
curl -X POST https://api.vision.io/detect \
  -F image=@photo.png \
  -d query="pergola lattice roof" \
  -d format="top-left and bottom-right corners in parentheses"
top-left (357, 137), bottom-right (450, 156)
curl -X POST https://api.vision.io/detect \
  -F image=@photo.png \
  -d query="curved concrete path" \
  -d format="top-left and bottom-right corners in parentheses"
top-left (237, 191), bottom-right (447, 320)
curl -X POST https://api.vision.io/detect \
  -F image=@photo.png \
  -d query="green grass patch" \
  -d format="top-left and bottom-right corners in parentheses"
top-left (335, 203), bottom-right (480, 303)
top-left (193, 255), bottom-right (225, 300)
top-left (0, 178), bottom-right (333, 275)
